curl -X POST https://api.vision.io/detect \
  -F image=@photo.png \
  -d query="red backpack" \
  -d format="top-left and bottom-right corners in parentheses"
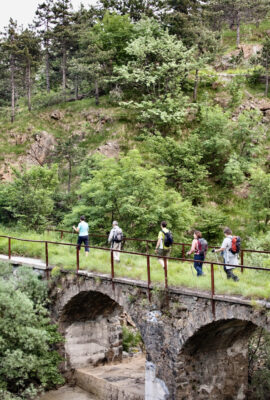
top-left (230, 236), bottom-right (241, 254)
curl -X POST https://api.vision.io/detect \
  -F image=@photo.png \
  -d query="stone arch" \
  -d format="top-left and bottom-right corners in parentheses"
top-left (59, 290), bottom-right (124, 368)
top-left (176, 318), bottom-right (260, 400)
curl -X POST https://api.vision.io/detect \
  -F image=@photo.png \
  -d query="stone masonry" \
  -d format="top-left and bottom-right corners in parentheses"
top-left (50, 272), bottom-right (270, 400)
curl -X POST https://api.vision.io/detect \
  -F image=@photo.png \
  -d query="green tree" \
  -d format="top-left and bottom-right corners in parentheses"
top-left (249, 168), bottom-right (270, 231)
top-left (34, 0), bottom-right (54, 93)
top-left (0, 19), bottom-right (22, 122)
top-left (52, 0), bottom-right (74, 95)
top-left (207, 0), bottom-right (270, 47)
top-left (0, 268), bottom-right (63, 399)
top-left (196, 105), bottom-right (232, 180)
top-left (98, 0), bottom-right (166, 21)
top-left (143, 135), bottom-right (208, 204)
top-left (78, 12), bottom-right (134, 104)
top-left (115, 18), bottom-right (195, 134)
top-left (0, 165), bottom-right (58, 230)
top-left (18, 28), bottom-right (41, 111)
top-left (64, 150), bottom-right (194, 239)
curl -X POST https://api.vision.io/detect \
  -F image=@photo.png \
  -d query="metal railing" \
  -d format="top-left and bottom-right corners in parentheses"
top-left (47, 228), bottom-right (270, 272)
top-left (1, 233), bottom-right (270, 317)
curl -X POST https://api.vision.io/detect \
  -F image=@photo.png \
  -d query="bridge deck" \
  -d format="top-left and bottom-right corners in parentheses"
top-left (2, 253), bottom-right (270, 310)
top-left (0, 254), bottom-right (47, 269)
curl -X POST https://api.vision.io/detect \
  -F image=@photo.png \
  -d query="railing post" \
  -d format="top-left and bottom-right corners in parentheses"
top-left (147, 255), bottom-right (151, 301)
top-left (8, 237), bottom-right (11, 260)
top-left (164, 257), bottom-right (168, 289)
top-left (76, 246), bottom-right (80, 274)
top-left (146, 241), bottom-right (149, 254)
top-left (241, 250), bottom-right (244, 273)
top-left (45, 241), bottom-right (49, 279)
top-left (182, 244), bottom-right (185, 259)
top-left (61, 230), bottom-right (63, 240)
top-left (211, 263), bottom-right (215, 318)
top-left (111, 249), bottom-right (115, 290)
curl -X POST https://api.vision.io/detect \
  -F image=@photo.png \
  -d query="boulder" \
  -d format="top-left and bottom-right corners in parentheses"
top-left (50, 110), bottom-right (64, 120)
top-left (97, 141), bottom-right (120, 158)
top-left (27, 131), bottom-right (56, 165)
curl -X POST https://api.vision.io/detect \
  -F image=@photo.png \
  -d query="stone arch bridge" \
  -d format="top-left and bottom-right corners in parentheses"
top-left (50, 270), bottom-right (270, 400)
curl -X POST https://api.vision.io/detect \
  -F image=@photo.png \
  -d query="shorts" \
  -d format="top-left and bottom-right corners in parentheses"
top-left (77, 235), bottom-right (89, 252)
top-left (157, 248), bottom-right (171, 257)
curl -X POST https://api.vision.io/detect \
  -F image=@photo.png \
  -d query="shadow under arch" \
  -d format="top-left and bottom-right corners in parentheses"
top-left (176, 318), bottom-right (257, 400)
top-left (59, 289), bottom-right (146, 373)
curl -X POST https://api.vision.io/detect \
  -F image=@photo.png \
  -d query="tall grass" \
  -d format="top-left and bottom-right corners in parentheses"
top-left (0, 226), bottom-right (269, 300)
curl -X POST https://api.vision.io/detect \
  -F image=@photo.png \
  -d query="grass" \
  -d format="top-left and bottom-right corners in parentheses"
top-left (0, 226), bottom-right (269, 301)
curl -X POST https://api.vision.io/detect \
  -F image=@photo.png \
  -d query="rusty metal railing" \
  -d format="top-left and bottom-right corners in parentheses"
top-left (46, 228), bottom-right (270, 269)
top-left (1, 233), bottom-right (270, 317)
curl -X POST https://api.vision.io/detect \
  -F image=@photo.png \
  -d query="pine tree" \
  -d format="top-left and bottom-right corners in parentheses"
top-left (0, 19), bottom-right (22, 122)
top-left (18, 29), bottom-right (41, 111)
top-left (34, 0), bottom-right (54, 93)
top-left (52, 0), bottom-right (74, 96)
top-left (206, 0), bottom-right (270, 47)
top-left (98, 0), bottom-right (167, 21)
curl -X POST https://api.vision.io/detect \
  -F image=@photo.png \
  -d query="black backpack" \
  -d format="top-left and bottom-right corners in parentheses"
top-left (162, 229), bottom-right (173, 247)
top-left (198, 238), bottom-right (208, 256)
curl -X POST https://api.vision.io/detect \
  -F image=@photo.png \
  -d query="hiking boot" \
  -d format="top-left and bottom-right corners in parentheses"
top-left (233, 275), bottom-right (239, 282)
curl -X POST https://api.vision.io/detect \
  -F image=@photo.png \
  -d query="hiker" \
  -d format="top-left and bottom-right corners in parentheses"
top-left (108, 221), bottom-right (123, 262)
top-left (212, 227), bottom-right (239, 281)
top-left (155, 221), bottom-right (173, 269)
top-left (187, 230), bottom-right (207, 277)
top-left (73, 215), bottom-right (89, 256)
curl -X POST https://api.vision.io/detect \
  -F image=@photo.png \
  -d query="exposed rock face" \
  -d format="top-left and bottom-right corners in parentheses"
top-left (83, 111), bottom-right (113, 132)
top-left (97, 141), bottom-right (120, 158)
top-left (27, 131), bottom-right (56, 166)
top-left (216, 44), bottom-right (262, 70)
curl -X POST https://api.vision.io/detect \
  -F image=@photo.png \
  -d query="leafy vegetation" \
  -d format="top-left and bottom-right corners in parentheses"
top-left (0, 263), bottom-right (64, 399)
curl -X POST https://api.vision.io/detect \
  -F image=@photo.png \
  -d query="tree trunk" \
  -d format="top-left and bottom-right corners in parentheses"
top-left (193, 69), bottom-right (199, 102)
top-left (265, 56), bottom-right (269, 97)
top-left (62, 43), bottom-right (67, 99)
top-left (75, 75), bottom-right (79, 100)
top-left (10, 54), bottom-right (15, 123)
top-left (95, 79), bottom-right (99, 106)
top-left (45, 45), bottom-right (50, 93)
top-left (236, 13), bottom-right (240, 47)
top-left (68, 159), bottom-right (71, 193)
top-left (26, 60), bottom-right (31, 112)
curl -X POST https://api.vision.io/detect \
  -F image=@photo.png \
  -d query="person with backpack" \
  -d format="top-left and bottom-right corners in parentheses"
top-left (155, 221), bottom-right (173, 268)
top-left (73, 216), bottom-right (89, 256)
top-left (108, 221), bottom-right (123, 262)
top-left (187, 230), bottom-right (208, 277)
top-left (212, 227), bottom-right (240, 281)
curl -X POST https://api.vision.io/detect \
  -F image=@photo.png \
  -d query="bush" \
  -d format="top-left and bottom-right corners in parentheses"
top-left (0, 266), bottom-right (64, 399)
top-left (122, 326), bottom-right (143, 352)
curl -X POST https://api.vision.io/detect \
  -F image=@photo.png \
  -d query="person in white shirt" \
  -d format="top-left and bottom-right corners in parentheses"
top-left (108, 221), bottom-right (123, 262)
top-left (73, 216), bottom-right (89, 256)
top-left (212, 227), bottom-right (239, 281)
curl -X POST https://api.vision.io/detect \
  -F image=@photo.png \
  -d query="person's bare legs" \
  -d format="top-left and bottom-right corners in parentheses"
top-left (158, 258), bottom-right (164, 268)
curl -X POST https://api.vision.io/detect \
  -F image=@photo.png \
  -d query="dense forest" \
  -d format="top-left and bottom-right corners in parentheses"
top-left (1, 2), bottom-right (270, 397)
